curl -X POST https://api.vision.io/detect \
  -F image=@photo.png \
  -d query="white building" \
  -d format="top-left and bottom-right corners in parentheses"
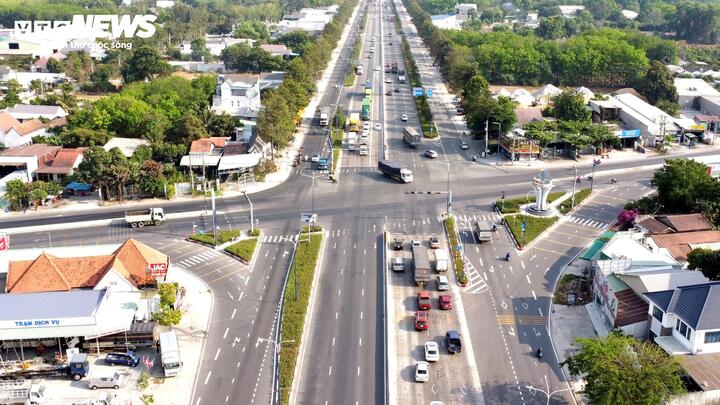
top-left (156, 0), bottom-right (175, 8)
top-left (211, 74), bottom-right (262, 120)
top-left (3, 104), bottom-right (68, 121)
top-left (675, 78), bottom-right (720, 115)
top-left (455, 3), bottom-right (477, 15)
top-left (0, 66), bottom-right (66, 90)
top-left (430, 14), bottom-right (464, 30)
top-left (102, 137), bottom-right (150, 158)
top-left (180, 36), bottom-right (254, 57)
top-left (276, 6), bottom-right (339, 34)
top-left (558, 5), bottom-right (585, 18)
top-left (613, 93), bottom-right (676, 146)
top-left (0, 112), bottom-right (48, 148)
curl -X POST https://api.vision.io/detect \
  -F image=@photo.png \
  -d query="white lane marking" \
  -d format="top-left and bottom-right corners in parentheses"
top-left (223, 327), bottom-right (229, 339)
top-left (329, 366), bottom-right (333, 376)
top-left (204, 371), bottom-right (212, 385)
top-left (538, 308), bottom-right (544, 317)
top-left (532, 290), bottom-right (537, 300)
top-left (521, 261), bottom-right (526, 270)
top-left (526, 274), bottom-right (531, 284)
top-left (214, 348), bottom-right (221, 361)
top-left (231, 308), bottom-right (237, 319)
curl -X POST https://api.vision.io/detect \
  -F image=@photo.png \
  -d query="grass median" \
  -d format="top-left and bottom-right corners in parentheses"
top-left (495, 192), bottom-right (565, 214)
top-left (505, 214), bottom-right (557, 248)
top-left (224, 237), bottom-right (258, 262)
top-left (558, 188), bottom-right (592, 214)
top-left (279, 230), bottom-right (323, 404)
top-left (189, 229), bottom-right (240, 246)
top-left (444, 216), bottom-right (468, 286)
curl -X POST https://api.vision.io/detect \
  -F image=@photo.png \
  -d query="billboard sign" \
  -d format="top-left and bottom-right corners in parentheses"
top-left (413, 87), bottom-right (423, 97)
top-left (147, 262), bottom-right (168, 277)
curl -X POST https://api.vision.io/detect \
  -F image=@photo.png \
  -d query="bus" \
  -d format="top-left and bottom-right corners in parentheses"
top-left (361, 98), bottom-right (371, 120)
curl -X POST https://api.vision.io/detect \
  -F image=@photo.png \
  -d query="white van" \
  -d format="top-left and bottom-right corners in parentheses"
top-left (392, 257), bottom-right (404, 271)
top-left (88, 371), bottom-right (124, 390)
top-left (437, 275), bottom-right (449, 291)
top-left (434, 249), bottom-right (449, 272)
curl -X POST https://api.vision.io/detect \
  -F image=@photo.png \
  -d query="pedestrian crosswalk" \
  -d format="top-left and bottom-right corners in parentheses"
top-left (260, 234), bottom-right (302, 243)
top-left (452, 213), bottom-right (502, 227)
top-left (291, 167), bottom-right (374, 175)
top-left (175, 250), bottom-right (223, 269)
top-left (566, 215), bottom-right (608, 229)
top-left (496, 314), bottom-right (548, 326)
top-left (463, 256), bottom-right (488, 294)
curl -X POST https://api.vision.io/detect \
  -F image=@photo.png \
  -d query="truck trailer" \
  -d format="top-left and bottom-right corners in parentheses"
top-left (159, 331), bottom-right (182, 378)
top-left (0, 354), bottom-right (90, 382)
top-left (403, 126), bottom-right (421, 147)
top-left (378, 160), bottom-right (413, 183)
top-left (124, 208), bottom-right (165, 228)
top-left (412, 245), bottom-right (431, 285)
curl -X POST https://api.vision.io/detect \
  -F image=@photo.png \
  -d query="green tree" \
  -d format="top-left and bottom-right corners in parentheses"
top-left (257, 90), bottom-right (294, 155)
top-left (168, 112), bottom-right (209, 146)
top-left (536, 16), bottom-right (566, 40)
top-left (3, 79), bottom-right (22, 107)
top-left (59, 128), bottom-right (113, 147)
top-left (30, 79), bottom-right (42, 95)
top-left (46, 57), bottom-right (64, 74)
top-left (638, 61), bottom-right (678, 106)
top-left (687, 248), bottom-right (720, 280)
top-left (136, 160), bottom-right (165, 197)
top-left (4, 179), bottom-right (27, 211)
top-left (234, 20), bottom-right (270, 41)
top-left (548, 90), bottom-right (591, 121)
top-left (121, 46), bottom-right (171, 83)
top-left (220, 43), bottom-right (284, 72)
top-left (564, 333), bottom-right (686, 404)
top-left (652, 159), bottom-right (720, 212)
top-left (480, 7), bottom-right (503, 23)
top-left (585, 0), bottom-right (620, 20)
top-left (673, 2), bottom-right (720, 45)
top-left (158, 283), bottom-right (178, 306)
top-left (152, 305), bottom-right (182, 326)
top-left (275, 31), bottom-right (312, 57)
top-left (190, 37), bottom-right (211, 62)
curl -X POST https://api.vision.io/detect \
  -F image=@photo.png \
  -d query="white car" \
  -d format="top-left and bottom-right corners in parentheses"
top-left (415, 361), bottom-right (429, 382)
top-left (437, 275), bottom-right (449, 291)
top-left (392, 257), bottom-right (404, 271)
top-left (424, 150), bottom-right (438, 159)
top-left (401, 114), bottom-right (408, 121)
top-left (374, 123), bottom-right (382, 131)
top-left (424, 342), bottom-right (439, 362)
top-left (370, 47), bottom-right (375, 53)
top-left (411, 239), bottom-right (421, 247)
top-left (363, 122), bottom-right (370, 131)
top-left (311, 154), bottom-right (320, 163)
top-left (384, 77), bottom-right (391, 83)
top-left (375, 65), bottom-right (381, 71)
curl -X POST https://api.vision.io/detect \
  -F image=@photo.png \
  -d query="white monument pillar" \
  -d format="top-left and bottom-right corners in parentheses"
top-left (532, 169), bottom-right (555, 213)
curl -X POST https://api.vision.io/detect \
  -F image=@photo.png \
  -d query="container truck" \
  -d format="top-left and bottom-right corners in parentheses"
top-left (319, 108), bottom-right (330, 126)
top-left (361, 98), bottom-right (371, 121)
top-left (159, 331), bottom-right (182, 378)
top-left (378, 160), bottom-right (413, 183)
top-left (434, 249), bottom-right (449, 272)
top-left (412, 245), bottom-right (431, 285)
top-left (403, 126), bottom-right (421, 147)
top-left (124, 208), bottom-right (165, 228)
top-left (348, 113), bottom-right (360, 132)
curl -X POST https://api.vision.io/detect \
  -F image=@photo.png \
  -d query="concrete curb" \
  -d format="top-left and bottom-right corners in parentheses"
top-left (288, 230), bottom-right (328, 405)
top-left (383, 231), bottom-right (394, 405)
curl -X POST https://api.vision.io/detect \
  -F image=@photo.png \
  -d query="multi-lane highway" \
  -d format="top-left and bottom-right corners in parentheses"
top-left (4, 0), bottom-right (720, 403)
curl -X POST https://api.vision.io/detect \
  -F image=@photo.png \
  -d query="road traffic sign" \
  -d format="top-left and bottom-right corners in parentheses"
top-left (300, 213), bottom-right (318, 223)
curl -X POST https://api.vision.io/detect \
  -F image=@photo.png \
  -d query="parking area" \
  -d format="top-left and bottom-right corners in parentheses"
top-left (386, 232), bottom-right (482, 404)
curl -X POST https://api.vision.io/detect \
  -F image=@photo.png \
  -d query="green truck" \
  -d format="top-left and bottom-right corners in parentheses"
top-left (361, 97), bottom-right (371, 121)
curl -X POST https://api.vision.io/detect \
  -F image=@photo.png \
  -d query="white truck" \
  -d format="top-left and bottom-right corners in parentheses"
top-left (0, 381), bottom-right (44, 405)
top-left (159, 331), bottom-right (182, 378)
top-left (348, 132), bottom-right (357, 151)
top-left (319, 108), bottom-right (330, 126)
top-left (359, 142), bottom-right (368, 156)
top-left (434, 249), bottom-right (449, 272)
top-left (124, 208), bottom-right (165, 228)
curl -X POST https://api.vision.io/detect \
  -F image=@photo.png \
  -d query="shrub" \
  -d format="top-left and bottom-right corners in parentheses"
top-left (166, 183), bottom-right (175, 199)
top-left (225, 238), bottom-right (258, 262)
top-left (152, 305), bottom-right (182, 326)
top-left (254, 159), bottom-right (278, 182)
top-left (558, 188), bottom-right (591, 214)
top-left (248, 228), bottom-right (261, 237)
top-left (189, 229), bottom-right (241, 246)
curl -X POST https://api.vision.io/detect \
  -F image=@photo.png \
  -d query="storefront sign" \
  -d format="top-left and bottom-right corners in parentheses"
top-left (14, 319), bottom-right (61, 327)
top-left (690, 123), bottom-right (708, 131)
top-left (148, 262), bottom-right (168, 277)
top-left (619, 129), bottom-right (641, 138)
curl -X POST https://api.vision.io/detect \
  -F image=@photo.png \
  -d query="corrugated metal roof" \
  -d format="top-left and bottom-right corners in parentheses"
top-left (0, 289), bottom-right (105, 321)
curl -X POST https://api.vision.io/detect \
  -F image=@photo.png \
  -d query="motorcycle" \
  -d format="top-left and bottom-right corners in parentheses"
top-left (505, 252), bottom-right (511, 261)
top-left (610, 178), bottom-right (617, 184)
top-left (536, 347), bottom-right (543, 358)
top-left (575, 176), bottom-right (581, 183)
top-left (492, 224), bottom-right (497, 232)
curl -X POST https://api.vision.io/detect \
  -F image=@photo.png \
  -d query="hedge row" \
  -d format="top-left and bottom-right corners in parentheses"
top-left (559, 188), bottom-right (592, 214)
top-left (279, 230), bottom-right (323, 404)
top-left (224, 238), bottom-right (258, 263)
top-left (188, 229), bottom-right (240, 246)
top-left (444, 217), bottom-right (468, 285)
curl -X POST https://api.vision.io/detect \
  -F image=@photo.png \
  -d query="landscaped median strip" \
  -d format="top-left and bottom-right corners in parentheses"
top-left (188, 229), bottom-right (240, 246)
top-left (504, 214), bottom-right (558, 249)
top-left (224, 233), bottom-right (259, 264)
top-left (558, 188), bottom-right (592, 214)
top-left (280, 228), bottom-right (324, 404)
top-left (443, 216), bottom-right (468, 286)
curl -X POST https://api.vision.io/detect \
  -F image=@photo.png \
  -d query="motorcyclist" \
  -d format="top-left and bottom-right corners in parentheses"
top-left (537, 346), bottom-right (543, 358)
top-left (492, 224), bottom-right (497, 232)
top-left (505, 252), bottom-right (511, 261)
top-left (610, 178), bottom-right (617, 184)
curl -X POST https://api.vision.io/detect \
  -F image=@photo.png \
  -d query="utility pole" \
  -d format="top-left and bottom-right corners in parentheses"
top-left (571, 165), bottom-right (577, 210)
top-left (211, 189), bottom-right (217, 245)
top-left (484, 119), bottom-right (489, 154)
top-left (242, 190), bottom-right (254, 233)
top-left (493, 121), bottom-right (502, 165)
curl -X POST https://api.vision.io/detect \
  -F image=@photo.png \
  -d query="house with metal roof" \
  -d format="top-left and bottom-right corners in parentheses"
top-left (586, 231), bottom-right (707, 338)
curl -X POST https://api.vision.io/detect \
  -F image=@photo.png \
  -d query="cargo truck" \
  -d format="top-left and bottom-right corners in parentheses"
top-left (0, 381), bottom-right (44, 405)
top-left (159, 331), bottom-right (182, 378)
top-left (348, 113), bottom-right (360, 132)
top-left (124, 208), bottom-right (165, 228)
top-left (434, 249), bottom-right (449, 272)
top-left (0, 354), bottom-right (90, 381)
top-left (474, 221), bottom-right (492, 242)
top-left (319, 108), bottom-right (329, 126)
top-left (347, 132), bottom-right (357, 151)
top-left (412, 245), bottom-right (431, 285)
top-left (403, 126), bottom-right (421, 147)
top-left (361, 98), bottom-right (371, 121)
top-left (378, 160), bottom-right (413, 183)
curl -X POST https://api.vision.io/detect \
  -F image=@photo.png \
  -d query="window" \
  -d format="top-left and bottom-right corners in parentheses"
top-left (705, 331), bottom-right (720, 344)
top-left (677, 320), bottom-right (693, 341)
top-left (679, 322), bottom-right (687, 338)
top-left (9, 43), bottom-right (19, 50)
top-left (231, 89), bottom-right (247, 96)
top-left (652, 306), bottom-right (664, 322)
top-left (676, 319), bottom-right (681, 330)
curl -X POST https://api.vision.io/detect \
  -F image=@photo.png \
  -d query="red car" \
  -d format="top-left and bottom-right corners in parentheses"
top-left (439, 295), bottom-right (453, 310)
top-left (415, 311), bottom-right (429, 331)
top-left (417, 291), bottom-right (432, 310)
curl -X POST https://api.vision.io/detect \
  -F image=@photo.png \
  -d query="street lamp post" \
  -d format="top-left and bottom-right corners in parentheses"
top-left (242, 190), bottom-right (254, 233)
top-left (299, 171), bottom-right (318, 214)
top-left (280, 237), bottom-right (301, 303)
top-left (438, 160), bottom-right (463, 216)
top-left (257, 337), bottom-right (295, 405)
top-left (590, 158), bottom-right (600, 191)
top-left (492, 121), bottom-right (502, 165)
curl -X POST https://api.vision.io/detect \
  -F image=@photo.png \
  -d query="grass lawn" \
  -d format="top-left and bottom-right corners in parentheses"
top-left (189, 229), bottom-right (240, 246)
top-left (558, 188), bottom-right (592, 214)
top-left (505, 215), bottom-right (558, 248)
top-left (224, 238), bottom-right (258, 262)
top-left (332, 147), bottom-right (340, 173)
top-left (444, 217), bottom-right (468, 285)
top-left (495, 191), bottom-right (565, 214)
top-left (343, 68), bottom-right (355, 87)
top-left (279, 231), bottom-right (323, 404)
